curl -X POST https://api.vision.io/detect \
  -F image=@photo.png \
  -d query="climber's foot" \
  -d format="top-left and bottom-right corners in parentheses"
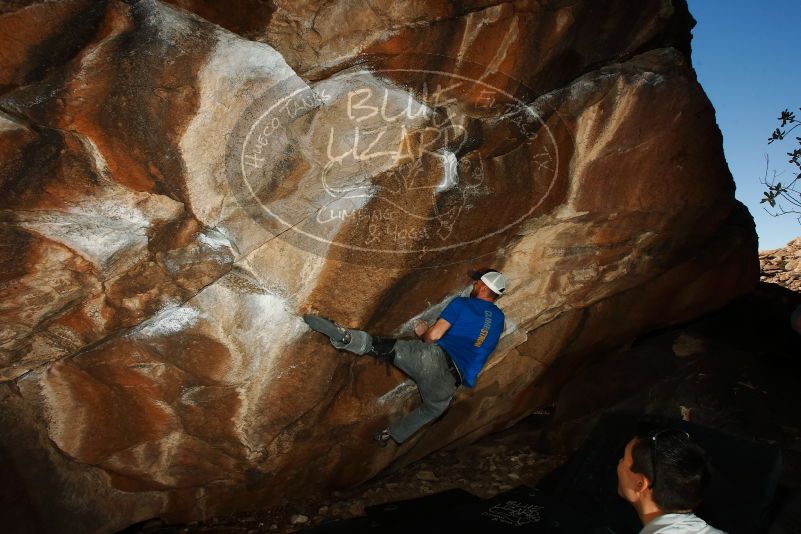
top-left (373, 428), bottom-right (392, 448)
top-left (303, 315), bottom-right (349, 344)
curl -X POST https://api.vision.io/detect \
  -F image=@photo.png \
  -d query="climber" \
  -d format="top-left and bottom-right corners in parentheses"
top-left (617, 427), bottom-right (726, 534)
top-left (303, 268), bottom-right (506, 447)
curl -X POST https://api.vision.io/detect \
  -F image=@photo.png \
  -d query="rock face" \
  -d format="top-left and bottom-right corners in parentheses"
top-left (0, 0), bottom-right (757, 531)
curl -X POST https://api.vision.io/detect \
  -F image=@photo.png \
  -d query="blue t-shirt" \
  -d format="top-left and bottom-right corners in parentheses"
top-left (436, 297), bottom-right (505, 388)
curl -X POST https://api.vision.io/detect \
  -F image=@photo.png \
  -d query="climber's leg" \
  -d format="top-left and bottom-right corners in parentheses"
top-left (385, 341), bottom-right (458, 443)
top-left (388, 391), bottom-right (452, 444)
top-left (305, 316), bottom-right (456, 444)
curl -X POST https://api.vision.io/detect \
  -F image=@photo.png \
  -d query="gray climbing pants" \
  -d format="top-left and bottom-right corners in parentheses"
top-left (386, 339), bottom-right (459, 444)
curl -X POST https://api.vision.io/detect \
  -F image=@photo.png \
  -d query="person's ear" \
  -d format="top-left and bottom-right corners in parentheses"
top-left (635, 474), bottom-right (650, 495)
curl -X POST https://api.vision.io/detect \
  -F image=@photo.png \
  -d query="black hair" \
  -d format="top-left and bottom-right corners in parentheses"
top-left (629, 426), bottom-right (710, 512)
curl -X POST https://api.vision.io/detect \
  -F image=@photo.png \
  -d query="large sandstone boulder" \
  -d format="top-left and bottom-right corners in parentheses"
top-left (0, 0), bottom-right (757, 531)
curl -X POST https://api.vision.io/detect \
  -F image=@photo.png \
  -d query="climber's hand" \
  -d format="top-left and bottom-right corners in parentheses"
top-left (414, 320), bottom-right (428, 338)
top-left (422, 318), bottom-right (451, 343)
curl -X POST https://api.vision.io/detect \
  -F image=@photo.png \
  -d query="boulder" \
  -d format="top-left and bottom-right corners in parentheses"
top-left (0, 0), bottom-right (757, 531)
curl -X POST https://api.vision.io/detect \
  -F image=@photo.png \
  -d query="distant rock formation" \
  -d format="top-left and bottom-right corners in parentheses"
top-left (0, 0), bottom-right (758, 531)
top-left (760, 236), bottom-right (801, 292)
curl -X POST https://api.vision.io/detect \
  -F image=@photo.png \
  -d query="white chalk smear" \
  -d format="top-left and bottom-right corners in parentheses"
top-left (136, 305), bottom-right (201, 338)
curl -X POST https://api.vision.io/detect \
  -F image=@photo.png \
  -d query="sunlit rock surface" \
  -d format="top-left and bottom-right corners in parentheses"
top-left (0, 0), bottom-right (757, 531)
top-left (760, 236), bottom-right (801, 292)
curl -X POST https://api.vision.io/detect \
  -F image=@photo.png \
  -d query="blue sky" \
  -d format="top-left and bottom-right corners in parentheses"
top-left (687, 0), bottom-right (801, 250)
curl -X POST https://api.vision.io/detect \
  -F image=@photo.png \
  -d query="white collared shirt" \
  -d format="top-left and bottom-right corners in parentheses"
top-left (640, 513), bottom-right (727, 534)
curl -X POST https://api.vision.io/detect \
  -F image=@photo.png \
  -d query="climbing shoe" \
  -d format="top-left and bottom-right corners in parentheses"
top-left (373, 428), bottom-right (392, 448)
top-left (303, 315), bottom-right (348, 344)
top-left (303, 315), bottom-right (373, 356)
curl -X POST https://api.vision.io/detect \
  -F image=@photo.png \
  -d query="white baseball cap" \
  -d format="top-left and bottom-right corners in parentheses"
top-left (470, 268), bottom-right (506, 295)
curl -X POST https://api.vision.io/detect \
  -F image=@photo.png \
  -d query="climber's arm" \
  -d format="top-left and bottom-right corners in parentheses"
top-left (422, 318), bottom-right (451, 343)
